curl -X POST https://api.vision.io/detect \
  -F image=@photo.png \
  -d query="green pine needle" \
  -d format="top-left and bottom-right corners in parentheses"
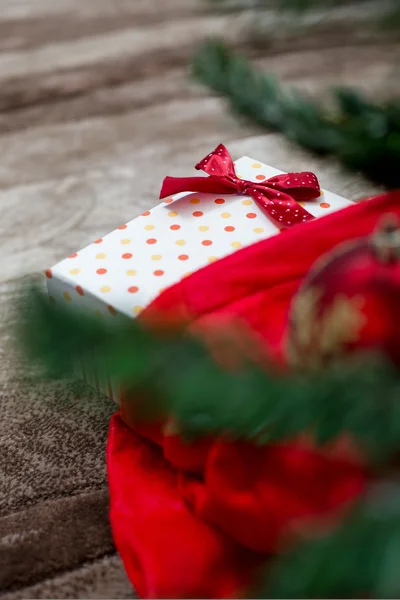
top-left (256, 483), bottom-right (400, 598)
top-left (191, 41), bottom-right (400, 189)
top-left (17, 282), bottom-right (400, 462)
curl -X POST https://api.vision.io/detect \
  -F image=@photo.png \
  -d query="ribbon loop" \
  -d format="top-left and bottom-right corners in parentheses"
top-left (160, 145), bottom-right (321, 229)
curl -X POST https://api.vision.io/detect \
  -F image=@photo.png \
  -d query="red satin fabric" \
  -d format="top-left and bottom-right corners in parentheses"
top-left (107, 191), bottom-right (400, 598)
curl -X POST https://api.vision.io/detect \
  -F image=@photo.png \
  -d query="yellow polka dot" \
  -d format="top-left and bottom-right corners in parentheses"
top-left (198, 225), bottom-right (209, 232)
top-left (242, 199), bottom-right (253, 206)
top-left (232, 242), bottom-right (242, 249)
top-left (69, 268), bottom-right (81, 275)
top-left (151, 254), bottom-right (162, 260)
top-left (208, 256), bottom-right (218, 263)
top-left (254, 227), bottom-right (265, 234)
top-left (236, 175), bottom-right (242, 179)
top-left (144, 224), bottom-right (155, 231)
top-left (126, 269), bottom-right (137, 276)
top-left (221, 212), bottom-right (231, 219)
top-left (320, 190), bottom-right (324, 196)
top-left (100, 285), bottom-right (111, 293)
top-left (121, 238), bottom-right (131, 245)
top-left (132, 306), bottom-right (144, 315)
top-left (298, 202), bottom-right (305, 207)
top-left (63, 292), bottom-right (72, 302)
top-left (190, 198), bottom-right (201, 204)
top-left (96, 253), bottom-right (106, 259)
top-left (159, 288), bottom-right (166, 294)
top-left (252, 163), bottom-right (261, 168)
top-left (176, 239), bottom-right (186, 246)
top-left (168, 211), bottom-right (178, 217)
top-left (184, 272), bottom-right (192, 278)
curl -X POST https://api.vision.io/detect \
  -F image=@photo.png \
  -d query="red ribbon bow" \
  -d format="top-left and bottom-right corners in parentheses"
top-left (159, 144), bottom-right (321, 228)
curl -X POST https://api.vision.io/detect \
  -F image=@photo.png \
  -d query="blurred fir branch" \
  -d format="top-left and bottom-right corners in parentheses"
top-left (256, 483), bottom-right (400, 598)
top-left (191, 41), bottom-right (400, 189)
top-left (18, 283), bottom-right (400, 463)
top-left (211, 0), bottom-right (400, 17)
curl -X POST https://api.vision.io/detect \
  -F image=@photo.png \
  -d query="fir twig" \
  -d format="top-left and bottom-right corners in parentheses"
top-left (255, 483), bottom-right (400, 598)
top-left (17, 283), bottom-right (400, 463)
top-left (191, 41), bottom-right (400, 189)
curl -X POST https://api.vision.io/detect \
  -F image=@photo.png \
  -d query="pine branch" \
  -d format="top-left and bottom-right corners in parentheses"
top-left (191, 41), bottom-right (400, 189)
top-left (17, 283), bottom-right (400, 463)
top-left (255, 483), bottom-right (400, 598)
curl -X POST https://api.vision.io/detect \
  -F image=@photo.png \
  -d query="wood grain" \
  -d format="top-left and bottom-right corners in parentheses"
top-left (0, 0), bottom-right (398, 597)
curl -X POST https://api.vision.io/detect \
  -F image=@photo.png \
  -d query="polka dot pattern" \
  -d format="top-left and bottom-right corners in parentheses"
top-left (47, 155), bottom-right (352, 324)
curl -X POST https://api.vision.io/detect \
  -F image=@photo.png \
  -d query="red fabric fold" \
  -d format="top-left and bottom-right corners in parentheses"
top-left (108, 191), bottom-right (400, 598)
top-left (107, 415), bottom-right (262, 599)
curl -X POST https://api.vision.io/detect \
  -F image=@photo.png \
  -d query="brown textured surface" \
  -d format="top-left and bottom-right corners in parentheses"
top-left (0, 0), bottom-right (398, 598)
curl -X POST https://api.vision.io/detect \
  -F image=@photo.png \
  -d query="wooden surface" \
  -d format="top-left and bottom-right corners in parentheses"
top-left (0, 1), bottom-right (398, 597)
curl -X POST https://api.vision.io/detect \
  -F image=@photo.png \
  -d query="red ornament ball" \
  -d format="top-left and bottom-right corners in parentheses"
top-left (286, 214), bottom-right (400, 368)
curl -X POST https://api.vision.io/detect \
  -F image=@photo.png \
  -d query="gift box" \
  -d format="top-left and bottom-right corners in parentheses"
top-left (45, 145), bottom-right (353, 401)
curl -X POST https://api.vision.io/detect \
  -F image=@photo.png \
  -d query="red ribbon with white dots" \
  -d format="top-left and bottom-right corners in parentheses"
top-left (159, 144), bottom-right (321, 229)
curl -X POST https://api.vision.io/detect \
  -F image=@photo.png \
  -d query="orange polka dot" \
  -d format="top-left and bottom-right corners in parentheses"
top-left (146, 238), bottom-right (157, 245)
top-left (254, 227), bottom-right (264, 234)
top-left (214, 198), bottom-right (225, 204)
top-left (45, 269), bottom-right (52, 279)
top-left (70, 268), bottom-right (81, 275)
top-left (94, 238), bottom-right (103, 244)
top-left (145, 224), bottom-right (155, 231)
top-left (141, 212), bottom-right (151, 217)
top-left (49, 296), bottom-right (56, 306)
top-left (63, 292), bottom-right (72, 302)
top-left (154, 270), bottom-right (164, 276)
top-left (118, 224), bottom-right (128, 229)
top-left (221, 212), bottom-right (231, 219)
top-left (192, 211), bottom-right (203, 217)
top-left (190, 198), bottom-right (201, 204)
top-left (132, 306), bottom-right (144, 315)
top-left (76, 285), bottom-right (84, 296)
top-left (97, 268), bottom-right (107, 275)
top-left (252, 163), bottom-right (261, 168)
top-left (242, 199), bottom-right (253, 206)
top-left (208, 256), bottom-right (218, 263)
top-left (69, 253), bottom-right (78, 258)
top-left (168, 211), bottom-right (178, 217)
top-left (298, 202), bottom-right (305, 207)
top-left (108, 305), bottom-right (117, 316)
top-left (198, 225), bottom-right (209, 232)
top-left (246, 213), bottom-right (257, 219)
top-left (151, 254), bottom-right (162, 260)
top-left (164, 198), bottom-right (174, 204)
top-left (202, 240), bottom-right (213, 246)
top-left (224, 226), bottom-right (235, 232)
top-left (232, 241), bottom-right (242, 249)
top-left (126, 269), bottom-right (137, 276)
top-left (121, 238), bottom-right (131, 245)
top-left (184, 272), bottom-right (192, 278)
top-left (170, 224), bottom-right (180, 231)
top-left (128, 286), bottom-right (139, 294)
top-left (320, 202), bottom-right (331, 209)
top-left (175, 240), bottom-right (186, 246)
top-left (178, 254), bottom-right (189, 261)
top-left (100, 285), bottom-right (111, 293)
top-left (122, 253), bottom-right (133, 259)
top-left (159, 288), bottom-right (166, 294)
top-left (96, 253), bottom-right (106, 259)
top-left (256, 174), bottom-right (266, 181)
